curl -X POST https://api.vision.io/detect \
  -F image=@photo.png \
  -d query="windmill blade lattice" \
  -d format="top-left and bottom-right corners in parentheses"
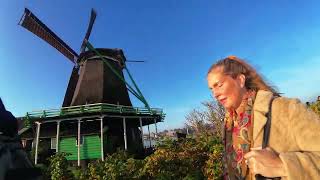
top-left (19, 8), bottom-right (79, 63)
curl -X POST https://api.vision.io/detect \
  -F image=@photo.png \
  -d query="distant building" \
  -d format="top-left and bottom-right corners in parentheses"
top-left (165, 130), bottom-right (176, 137)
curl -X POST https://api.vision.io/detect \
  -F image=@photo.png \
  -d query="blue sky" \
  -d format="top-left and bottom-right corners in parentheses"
top-left (1, 1), bottom-right (319, 131)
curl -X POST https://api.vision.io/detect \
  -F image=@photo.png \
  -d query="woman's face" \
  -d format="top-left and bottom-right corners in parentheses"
top-left (207, 67), bottom-right (246, 111)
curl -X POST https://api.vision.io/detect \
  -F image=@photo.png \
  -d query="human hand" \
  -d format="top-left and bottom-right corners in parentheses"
top-left (244, 147), bottom-right (287, 177)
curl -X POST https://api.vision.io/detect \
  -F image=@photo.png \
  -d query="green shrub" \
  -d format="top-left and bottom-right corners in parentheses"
top-left (142, 134), bottom-right (223, 179)
top-left (47, 152), bottom-right (74, 180)
top-left (43, 135), bottom-right (223, 180)
top-left (38, 135), bottom-right (223, 180)
top-left (310, 101), bottom-right (320, 116)
top-left (79, 150), bottom-right (145, 180)
top-left (69, 166), bottom-right (82, 180)
top-left (203, 143), bottom-right (223, 179)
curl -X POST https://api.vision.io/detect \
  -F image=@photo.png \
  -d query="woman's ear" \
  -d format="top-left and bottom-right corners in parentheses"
top-left (238, 74), bottom-right (246, 88)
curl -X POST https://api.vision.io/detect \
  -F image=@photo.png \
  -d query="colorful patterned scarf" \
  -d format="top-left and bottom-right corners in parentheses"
top-left (223, 91), bottom-right (256, 180)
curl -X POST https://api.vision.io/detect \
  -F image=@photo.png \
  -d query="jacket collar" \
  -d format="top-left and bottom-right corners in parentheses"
top-left (252, 90), bottom-right (274, 141)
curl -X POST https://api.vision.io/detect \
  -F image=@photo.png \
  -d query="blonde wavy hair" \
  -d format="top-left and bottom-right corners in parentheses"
top-left (207, 56), bottom-right (279, 96)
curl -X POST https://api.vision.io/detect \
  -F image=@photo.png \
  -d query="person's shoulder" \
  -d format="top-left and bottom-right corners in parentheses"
top-left (255, 90), bottom-right (303, 114)
top-left (274, 96), bottom-right (301, 107)
top-left (274, 96), bottom-right (307, 111)
top-left (273, 96), bottom-right (319, 122)
top-left (254, 90), bottom-right (274, 113)
top-left (255, 90), bottom-right (300, 106)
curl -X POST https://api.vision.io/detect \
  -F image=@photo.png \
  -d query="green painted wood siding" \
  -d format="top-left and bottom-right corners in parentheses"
top-left (59, 135), bottom-right (101, 160)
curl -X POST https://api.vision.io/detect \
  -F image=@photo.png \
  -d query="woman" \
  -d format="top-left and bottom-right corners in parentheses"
top-left (207, 56), bottom-right (320, 179)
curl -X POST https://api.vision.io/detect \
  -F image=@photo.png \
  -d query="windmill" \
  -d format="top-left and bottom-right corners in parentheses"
top-left (18, 8), bottom-right (163, 165)
top-left (19, 8), bottom-right (135, 107)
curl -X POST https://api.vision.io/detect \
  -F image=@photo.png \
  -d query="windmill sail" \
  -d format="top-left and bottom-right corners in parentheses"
top-left (80, 9), bottom-right (97, 53)
top-left (19, 8), bottom-right (79, 63)
top-left (19, 8), bottom-right (132, 107)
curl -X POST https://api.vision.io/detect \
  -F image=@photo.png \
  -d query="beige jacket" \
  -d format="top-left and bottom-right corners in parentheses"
top-left (251, 90), bottom-right (320, 180)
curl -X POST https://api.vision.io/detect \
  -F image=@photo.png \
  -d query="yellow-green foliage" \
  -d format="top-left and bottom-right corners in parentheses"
top-left (143, 135), bottom-right (223, 180)
top-left (47, 152), bottom-right (74, 180)
top-left (79, 150), bottom-right (144, 180)
top-left (310, 101), bottom-right (320, 116)
top-left (78, 135), bottom-right (223, 180)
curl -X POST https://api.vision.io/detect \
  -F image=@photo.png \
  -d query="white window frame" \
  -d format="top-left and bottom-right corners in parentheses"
top-left (51, 138), bottom-right (57, 149)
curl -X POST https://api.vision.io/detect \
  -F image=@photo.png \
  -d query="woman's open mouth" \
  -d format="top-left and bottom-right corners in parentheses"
top-left (219, 98), bottom-right (227, 105)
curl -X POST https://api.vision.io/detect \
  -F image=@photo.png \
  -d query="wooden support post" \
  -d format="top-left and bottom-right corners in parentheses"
top-left (154, 118), bottom-right (158, 138)
top-left (56, 121), bottom-right (60, 153)
top-left (139, 117), bottom-right (144, 148)
top-left (123, 117), bottom-right (127, 150)
top-left (100, 117), bottom-right (104, 161)
top-left (34, 122), bottom-right (41, 165)
top-left (148, 125), bottom-right (151, 147)
top-left (77, 119), bottom-right (81, 167)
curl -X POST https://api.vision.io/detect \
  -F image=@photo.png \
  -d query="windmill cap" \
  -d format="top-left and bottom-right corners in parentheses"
top-left (79, 48), bottom-right (126, 61)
